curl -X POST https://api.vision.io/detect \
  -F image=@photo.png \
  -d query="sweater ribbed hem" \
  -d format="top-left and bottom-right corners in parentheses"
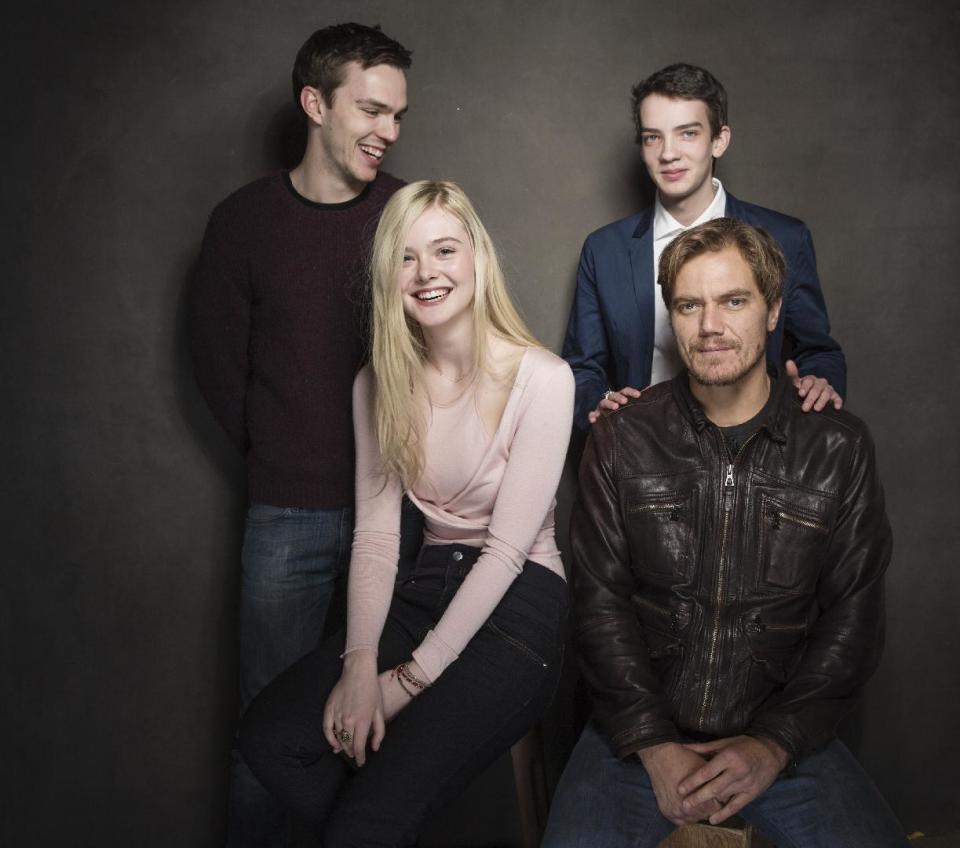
top-left (248, 472), bottom-right (354, 510)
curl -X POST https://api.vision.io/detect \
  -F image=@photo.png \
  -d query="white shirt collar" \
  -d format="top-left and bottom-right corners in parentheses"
top-left (653, 178), bottom-right (727, 240)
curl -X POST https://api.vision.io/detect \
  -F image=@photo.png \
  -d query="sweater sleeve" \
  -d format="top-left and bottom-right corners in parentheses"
top-left (188, 202), bottom-right (251, 452)
top-left (411, 355), bottom-right (575, 682)
top-left (343, 366), bottom-right (404, 657)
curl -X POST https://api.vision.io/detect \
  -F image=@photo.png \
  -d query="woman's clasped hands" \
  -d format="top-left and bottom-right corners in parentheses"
top-left (322, 650), bottom-right (425, 766)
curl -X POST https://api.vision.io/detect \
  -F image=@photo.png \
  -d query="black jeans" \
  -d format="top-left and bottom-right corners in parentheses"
top-left (239, 543), bottom-right (568, 847)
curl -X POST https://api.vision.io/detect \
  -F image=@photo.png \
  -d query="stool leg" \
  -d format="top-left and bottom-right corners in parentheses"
top-left (510, 724), bottom-right (549, 848)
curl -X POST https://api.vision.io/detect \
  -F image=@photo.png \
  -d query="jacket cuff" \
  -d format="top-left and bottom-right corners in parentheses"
top-left (605, 718), bottom-right (683, 760)
top-left (745, 717), bottom-right (803, 764)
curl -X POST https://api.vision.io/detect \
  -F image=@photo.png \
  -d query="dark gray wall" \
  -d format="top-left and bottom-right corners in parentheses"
top-left (3, 1), bottom-right (958, 844)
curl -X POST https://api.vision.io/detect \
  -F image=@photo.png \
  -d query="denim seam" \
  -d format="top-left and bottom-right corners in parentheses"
top-left (487, 621), bottom-right (549, 667)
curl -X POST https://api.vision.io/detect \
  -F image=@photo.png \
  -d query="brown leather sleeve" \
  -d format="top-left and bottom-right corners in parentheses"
top-left (571, 420), bottom-right (683, 759)
top-left (747, 423), bottom-right (892, 761)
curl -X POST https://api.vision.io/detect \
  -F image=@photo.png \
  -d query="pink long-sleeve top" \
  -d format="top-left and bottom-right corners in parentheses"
top-left (344, 346), bottom-right (575, 683)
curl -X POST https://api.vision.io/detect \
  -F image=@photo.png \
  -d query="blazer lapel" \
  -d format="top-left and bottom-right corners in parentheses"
top-left (615, 207), bottom-right (655, 388)
top-left (628, 207), bottom-right (655, 319)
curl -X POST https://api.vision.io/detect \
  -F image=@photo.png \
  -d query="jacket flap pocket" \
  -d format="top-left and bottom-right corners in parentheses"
top-left (741, 612), bottom-right (806, 681)
top-left (632, 593), bottom-right (692, 658)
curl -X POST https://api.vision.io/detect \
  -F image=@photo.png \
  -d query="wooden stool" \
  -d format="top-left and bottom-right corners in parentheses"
top-left (510, 724), bottom-right (550, 848)
top-left (659, 819), bottom-right (774, 847)
top-left (417, 724), bottom-right (549, 847)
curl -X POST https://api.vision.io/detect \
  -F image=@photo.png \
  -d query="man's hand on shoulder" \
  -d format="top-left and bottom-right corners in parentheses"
top-left (677, 735), bottom-right (789, 825)
top-left (786, 359), bottom-right (843, 412)
top-left (638, 742), bottom-right (720, 826)
top-left (588, 386), bottom-right (642, 424)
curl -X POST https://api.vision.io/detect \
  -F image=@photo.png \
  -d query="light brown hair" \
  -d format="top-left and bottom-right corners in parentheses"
top-left (658, 217), bottom-right (785, 308)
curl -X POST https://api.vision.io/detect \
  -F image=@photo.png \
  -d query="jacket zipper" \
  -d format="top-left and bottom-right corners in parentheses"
top-left (629, 501), bottom-right (683, 519)
top-left (770, 509), bottom-right (826, 532)
top-left (745, 618), bottom-right (806, 634)
top-left (697, 431), bottom-right (760, 731)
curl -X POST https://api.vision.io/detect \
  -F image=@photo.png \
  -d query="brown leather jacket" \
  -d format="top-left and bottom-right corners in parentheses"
top-left (572, 373), bottom-right (891, 762)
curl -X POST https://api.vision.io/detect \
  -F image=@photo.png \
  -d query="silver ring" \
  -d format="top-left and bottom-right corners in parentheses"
top-left (603, 390), bottom-right (613, 401)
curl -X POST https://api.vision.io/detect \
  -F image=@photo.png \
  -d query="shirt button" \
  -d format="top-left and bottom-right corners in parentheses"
top-left (451, 550), bottom-right (463, 562)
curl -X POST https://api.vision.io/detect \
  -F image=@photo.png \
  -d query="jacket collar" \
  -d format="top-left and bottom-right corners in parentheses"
top-left (632, 189), bottom-right (743, 240)
top-left (631, 206), bottom-right (655, 239)
top-left (670, 363), bottom-right (790, 444)
top-left (723, 190), bottom-right (743, 218)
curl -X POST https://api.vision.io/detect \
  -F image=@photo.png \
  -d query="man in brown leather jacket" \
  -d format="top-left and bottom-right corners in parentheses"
top-left (543, 218), bottom-right (907, 847)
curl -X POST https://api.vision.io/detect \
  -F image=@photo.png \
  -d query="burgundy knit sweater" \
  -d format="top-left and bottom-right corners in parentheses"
top-left (189, 170), bottom-right (404, 508)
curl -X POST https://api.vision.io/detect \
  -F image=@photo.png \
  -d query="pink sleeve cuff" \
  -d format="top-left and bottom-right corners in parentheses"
top-left (411, 630), bottom-right (460, 684)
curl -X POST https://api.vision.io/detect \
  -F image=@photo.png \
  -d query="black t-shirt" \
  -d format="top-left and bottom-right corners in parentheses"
top-left (678, 374), bottom-right (775, 459)
top-left (719, 392), bottom-right (773, 458)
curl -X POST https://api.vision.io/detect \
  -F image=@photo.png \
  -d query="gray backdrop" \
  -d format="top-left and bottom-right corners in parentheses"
top-left (3, 1), bottom-right (958, 845)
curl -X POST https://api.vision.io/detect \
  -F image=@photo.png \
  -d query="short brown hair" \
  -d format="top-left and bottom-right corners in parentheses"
top-left (292, 23), bottom-right (412, 108)
top-left (632, 63), bottom-right (728, 143)
top-left (658, 218), bottom-right (785, 308)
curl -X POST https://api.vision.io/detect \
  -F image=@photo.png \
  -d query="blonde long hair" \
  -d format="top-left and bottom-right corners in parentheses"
top-left (369, 180), bottom-right (539, 485)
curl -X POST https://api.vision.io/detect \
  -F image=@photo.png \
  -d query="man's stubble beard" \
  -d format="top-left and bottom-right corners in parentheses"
top-left (686, 341), bottom-right (767, 388)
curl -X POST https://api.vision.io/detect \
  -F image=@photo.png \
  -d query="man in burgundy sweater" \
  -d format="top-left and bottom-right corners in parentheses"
top-left (189, 23), bottom-right (413, 846)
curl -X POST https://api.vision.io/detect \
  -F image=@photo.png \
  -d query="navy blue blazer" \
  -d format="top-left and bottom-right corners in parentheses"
top-left (562, 193), bottom-right (846, 429)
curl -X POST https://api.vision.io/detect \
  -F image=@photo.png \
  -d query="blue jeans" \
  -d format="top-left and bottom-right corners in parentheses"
top-left (228, 500), bottom-right (423, 847)
top-left (542, 721), bottom-right (908, 848)
top-left (239, 544), bottom-right (569, 847)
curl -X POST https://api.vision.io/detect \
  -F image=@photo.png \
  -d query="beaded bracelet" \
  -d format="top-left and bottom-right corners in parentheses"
top-left (393, 669), bottom-right (416, 698)
top-left (395, 662), bottom-right (429, 692)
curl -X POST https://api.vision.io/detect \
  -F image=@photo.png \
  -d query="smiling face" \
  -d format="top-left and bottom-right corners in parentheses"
top-left (638, 94), bottom-right (730, 214)
top-left (670, 246), bottom-right (781, 387)
top-left (399, 205), bottom-right (477, 334)
top-left (315, 61), bottom-right (407, 194)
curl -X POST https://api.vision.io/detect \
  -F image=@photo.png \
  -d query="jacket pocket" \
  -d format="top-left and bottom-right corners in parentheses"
top-left (631, 593), bottom-right (692, 700)
top-left (741, 612), bottom-right (807, 685)
top-left (624, 486), bottom-right (699, 583)
top-left (756, 493), bottom-right (829, 594)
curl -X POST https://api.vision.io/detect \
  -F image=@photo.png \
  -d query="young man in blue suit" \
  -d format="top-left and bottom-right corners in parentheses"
top-left (563, 64), bottom-right (846, 429)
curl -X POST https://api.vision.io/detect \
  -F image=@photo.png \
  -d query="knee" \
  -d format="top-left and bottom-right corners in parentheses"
top-left (323, 805), bottom-right (419, 848)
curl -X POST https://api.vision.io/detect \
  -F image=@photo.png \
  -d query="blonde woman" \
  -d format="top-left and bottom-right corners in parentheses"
top-left (239, 181), bottom-right (574, 844)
